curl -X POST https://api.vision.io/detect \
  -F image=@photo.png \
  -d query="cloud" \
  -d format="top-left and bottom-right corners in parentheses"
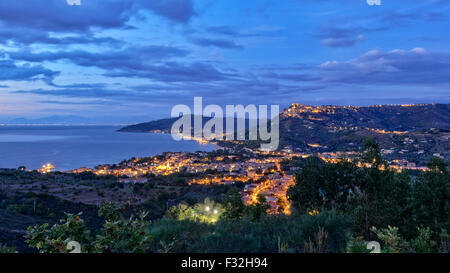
top-left (39, 100), bottom-right (110, 105)
top-left (314, 25), bottom-right (378, 48)
top-left (13, 87), bottom-right (132, 99)
top-left (7, 46), bottom-right (235, 83)
top-left (205, 25), bottom-right (283, 38)
top-left (259, 48), bottom-right (450, 87)
top-left (317, 48), bottom-right (450, 84)
top-left (191, 37), bottom-right (243, 49)
top-left (0, 0), bottom-right (132, 32)
top-left (322, 35), bottom-right (366, 48)
top-left (138, 0), bottom-right (197, 23)
top-left (48, 82), bottom-right (108, 89)
top-left (8, 45), bottom-right (189, 70)
top-left (105, 61), bottom-right (234, 82)
top-left (312, 0), bottom-right (448, 48)
top-left (0, 26), bottom-right (123, 46)
top-left (11, 76), bottom-right (324, 108)
top-left (264, 72), bottom-right (320, 82)
top-left (0, 0), bottom-right (196, 47)
top-left (0, 59), bottom-right (58, 82)
top-left (0, 0), bottom-right (196, 32)
top-left (376, 8), bottom-right (447, 27)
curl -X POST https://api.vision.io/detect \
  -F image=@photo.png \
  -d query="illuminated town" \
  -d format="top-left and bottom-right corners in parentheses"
top-left (63, 143), bottom-right (431, 215)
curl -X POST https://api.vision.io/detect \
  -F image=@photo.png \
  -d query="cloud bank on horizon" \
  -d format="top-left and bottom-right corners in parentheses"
top-left (0, 0), bottom-right (449, 122)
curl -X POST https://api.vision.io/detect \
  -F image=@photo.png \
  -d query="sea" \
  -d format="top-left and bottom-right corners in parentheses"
top-left (0, 125), bottom-right (215, 171)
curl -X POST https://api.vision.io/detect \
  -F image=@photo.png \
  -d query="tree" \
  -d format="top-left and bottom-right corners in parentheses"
top-left (26, 202), bottom-right (153, 253)
top-left (427, 156), bottom-right (447, 173)
top-left (370, 226), bottom-right (438, 253)
top-left (411, 157), bottom-right (449, 243)
top-left (288, 139), bottom-right (415, 241)
top-left (247, 194), bottom-right (270, 221)
top-left (351, 139), bottom-right (407, 239)
top-left (0, 244), bottom-right (17, 253)
top-left (287, 157), bottom-right (360, 214)
top-left (221, 188), bottom-right (246, 221)
top-left (361, 138), bottom-right (387, 169)
top-left (94, 202), bottom-right (152, 253)
top-left (287, 157), bottom-right (324, 214)
top-left (26, 212), bottom-right (92, 253)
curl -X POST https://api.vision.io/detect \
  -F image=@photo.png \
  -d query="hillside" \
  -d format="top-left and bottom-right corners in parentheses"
top-left (119, 103), bottom-right (450, 164)
top-left (281, 103), bottom-right (450, 131)
top-left (278, 103), bottom-right (450, 163)
top-left (119, 117), bottom-right (179, 133)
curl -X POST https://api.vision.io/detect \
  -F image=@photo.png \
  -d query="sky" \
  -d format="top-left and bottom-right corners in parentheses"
top-left (0, 0), bottom-right (449, 123)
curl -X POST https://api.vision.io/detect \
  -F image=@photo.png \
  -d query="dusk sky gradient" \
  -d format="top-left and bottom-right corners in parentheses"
top-left (0, 0), bottom-right (449, 123)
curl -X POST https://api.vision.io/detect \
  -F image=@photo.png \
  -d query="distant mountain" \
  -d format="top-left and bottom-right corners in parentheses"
top-left (8, 115), bottom-right (94, 125)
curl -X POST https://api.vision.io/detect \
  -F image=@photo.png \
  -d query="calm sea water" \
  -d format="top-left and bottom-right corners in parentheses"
top-left (0, 126), bottom-right (215, 171)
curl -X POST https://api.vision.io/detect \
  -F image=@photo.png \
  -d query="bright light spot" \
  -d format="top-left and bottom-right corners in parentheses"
top-left (213, 209), bottom-right (218, 214)
top-left (205, 206), bottom-right (210, 212)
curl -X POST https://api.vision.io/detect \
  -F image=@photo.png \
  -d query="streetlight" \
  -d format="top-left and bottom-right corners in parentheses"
top-left (213, 209), bottom-right (218, 214)
top-left (205, 206), bottom-right (210, 212)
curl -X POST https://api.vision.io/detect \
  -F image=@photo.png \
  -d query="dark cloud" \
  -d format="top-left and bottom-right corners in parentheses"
top-left (48, 82), bottom-right (108, 89)
top-left (205, 25), bottom-right (283, 38)
top-left (12, 85), bottom-right (201, 103)
top-left (0, 59), bottom-right (58, 82)
top-left (139, 0), bottom-right (197, 23)
top-left (321, 35), bottom-right (366, 48)
top-left (264, 72), bottom-right (321, 82)
top-left (7, 46), bottom-right (235, 83)
top-left (377, 9), bottom-right (447, 27)
top-left (13, 87), bottom-right (132, 99)
top-left (39, 100), bottom-right (111, 105)
top-left (105, 61), bottom-right (234, 82)
top-left (0, 0), bottom-right (196, 47)
top-left (8, 45), bottom-right (190, 70)
top-left (260, 48), bottom-right (450, 87)
top-left (12, 47), bottom-right (450, 104)
top-left (313, 1), bottom-right (448, 48)
top-left (11, 76), bottom-right (324, 107)
top-left (191, 37), bottom-right (243, 49)
top-left (314, 25), bottom-right (383, 48)
top-left (0, 0), bottom-right (131, 32)
top-left (0, 26), bottom-right (123, 46)
top-left (0, 0), bottom-right (196, 32)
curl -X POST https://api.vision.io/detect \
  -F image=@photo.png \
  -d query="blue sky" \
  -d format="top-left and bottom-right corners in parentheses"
top-left (0, 0), bottom-right (449, 123)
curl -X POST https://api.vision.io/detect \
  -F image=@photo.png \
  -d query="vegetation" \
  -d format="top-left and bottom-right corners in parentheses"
top-left (25, 202), bottom-right (153, 253)
top-left (287, 139), bottom-right (449, 252)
